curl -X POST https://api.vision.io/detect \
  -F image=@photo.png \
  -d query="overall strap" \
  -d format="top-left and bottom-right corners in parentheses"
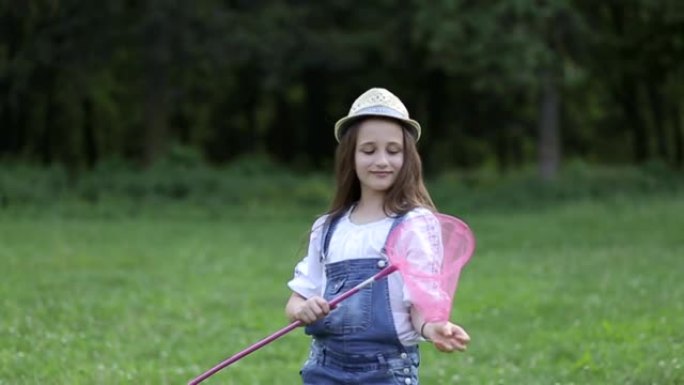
top-left (381, 213), bottom-right (407, 256)
top-left (320, 213), bottom-right (343, 262)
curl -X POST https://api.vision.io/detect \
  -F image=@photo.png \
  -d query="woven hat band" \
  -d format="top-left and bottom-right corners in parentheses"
top-left (353, 106), bottom-right (406, 119)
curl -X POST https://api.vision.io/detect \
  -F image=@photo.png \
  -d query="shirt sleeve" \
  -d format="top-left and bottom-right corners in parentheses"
top-left (287, 215), bottom-right (327, 299)
top-left (399, 209), bottom-right (444, 306)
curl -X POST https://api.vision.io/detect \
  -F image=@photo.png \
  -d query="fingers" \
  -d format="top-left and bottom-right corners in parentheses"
top-left (311, 297), bottom-right (331, 315)
top-left (435, 341), bottom-right (463, 353)
top-left (432, 323), bottom-right (470, 353)
top-left (452, 325), bottom-right (471, 344)
top-left (296, 297), bottom-right (330, 324)
top-left (434, 339), bottom-right (467, 353)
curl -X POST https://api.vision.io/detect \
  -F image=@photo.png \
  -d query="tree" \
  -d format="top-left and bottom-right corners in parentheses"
top-left (574, 0), bottom-right (684, 165)
top-left (413, 0), bottom-right (581, 178)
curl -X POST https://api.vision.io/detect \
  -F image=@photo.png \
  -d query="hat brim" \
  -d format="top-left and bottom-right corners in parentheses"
top-left (334, 113), bottom-right (422, 142)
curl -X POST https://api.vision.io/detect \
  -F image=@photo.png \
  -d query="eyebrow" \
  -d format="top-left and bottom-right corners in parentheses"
top-left (358, 140), bottom-right (402, 146)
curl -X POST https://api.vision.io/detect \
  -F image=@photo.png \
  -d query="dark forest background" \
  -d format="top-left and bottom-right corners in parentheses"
top-left (1, 0), bottom-right (683, 181)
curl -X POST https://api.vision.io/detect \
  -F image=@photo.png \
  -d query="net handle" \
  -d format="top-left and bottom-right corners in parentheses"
top-left (187, 265), bottom-right (398, 385)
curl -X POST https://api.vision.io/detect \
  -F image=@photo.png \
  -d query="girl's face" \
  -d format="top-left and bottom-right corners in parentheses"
top-left (354, 118), bottom-right (405, 196)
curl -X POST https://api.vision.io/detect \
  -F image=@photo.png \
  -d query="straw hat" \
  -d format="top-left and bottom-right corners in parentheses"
top-left (334, 88), bottom-right (422, 142)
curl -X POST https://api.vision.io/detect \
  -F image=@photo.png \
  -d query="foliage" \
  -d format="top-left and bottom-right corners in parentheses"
top-left (1, 1), bottom-right (682, 172)
top-left (1, 161), bottom-right (682, 220)
top-left (431, 159), bottom-right (684, 214)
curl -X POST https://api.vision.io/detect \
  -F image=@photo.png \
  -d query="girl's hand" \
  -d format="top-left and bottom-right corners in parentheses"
top-left (292, 296), bottom-right (330, 324)
top-left (422, 322), bottom-right (470, 353)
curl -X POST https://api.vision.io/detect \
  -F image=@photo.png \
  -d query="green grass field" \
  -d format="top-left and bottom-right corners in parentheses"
top-left (1, 196), bottom-right (682, 384)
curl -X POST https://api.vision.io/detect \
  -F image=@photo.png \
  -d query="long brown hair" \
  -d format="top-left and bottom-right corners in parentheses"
top-left (327, 117), bottom-right (435, 220)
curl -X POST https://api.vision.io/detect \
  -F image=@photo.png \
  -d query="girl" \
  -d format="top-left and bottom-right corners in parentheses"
top-left (285, 88), bottom-right (470, 385)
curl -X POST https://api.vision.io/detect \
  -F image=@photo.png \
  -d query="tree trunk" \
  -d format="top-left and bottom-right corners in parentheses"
top-left (510, 121), bottom-right (526, 168)
top-left (494, 121), bottom-right (509, 174)
top-left (617, 82), bottom-right (649, 163)
top-left (40, 70), bottom-right (57, 165)
top-left (1, 4), bottom-right (22, 157)
top-left (266, 91), bottom-right (295, 163)
top-left (82, 98), bottom-right (98, 168)
top-left (538, 68), bottom-right (561, 181)
top-left (425, 69), bottom-right (447, 169)
top-left (647, 83), bottom-right (668, 162)
top-left (304, 69), bottom-right (330, 166)
top-left (241, 85), bottom-right (258, 154)
top-left (607, 2), bottom-right (649, 163)
top-left (143, 75), bottom-right (168, 166)
top-left (673, 104), bottom-right (683, 168)
top-left (0, 90), bottom-right (10, 156)
top-left (142, 4), bottom-right (170, 166)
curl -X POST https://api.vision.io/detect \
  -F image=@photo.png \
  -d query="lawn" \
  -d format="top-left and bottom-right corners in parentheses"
top-left (0, 196), bottom-right (682, 384)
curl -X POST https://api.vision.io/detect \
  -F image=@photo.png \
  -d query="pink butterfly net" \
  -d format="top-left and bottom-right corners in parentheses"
top-left (385, 212), bottom-right (476, 323)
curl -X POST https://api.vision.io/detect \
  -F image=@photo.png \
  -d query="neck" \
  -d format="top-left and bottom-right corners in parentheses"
top-left (352, 189), bottom-right (388, 223)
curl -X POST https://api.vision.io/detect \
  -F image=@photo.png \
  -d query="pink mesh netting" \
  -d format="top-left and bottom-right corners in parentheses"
top-left (385, 212), bottom-right (476, 323)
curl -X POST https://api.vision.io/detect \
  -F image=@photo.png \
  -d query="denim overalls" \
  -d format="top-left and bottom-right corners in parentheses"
top-left (300, 214), bottom-right (420, 385)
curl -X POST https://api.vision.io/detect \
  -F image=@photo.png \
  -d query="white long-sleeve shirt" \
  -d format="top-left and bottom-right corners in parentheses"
top-left (287, 207), bottom-right (443, 346)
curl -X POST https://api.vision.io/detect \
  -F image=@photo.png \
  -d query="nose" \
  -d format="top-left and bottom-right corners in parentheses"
top-left (375, 152), bottom-right (389, 168)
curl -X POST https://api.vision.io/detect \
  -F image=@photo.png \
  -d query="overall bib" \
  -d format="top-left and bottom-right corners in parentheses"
top-left (300, 215), bottom-right (420, 385)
